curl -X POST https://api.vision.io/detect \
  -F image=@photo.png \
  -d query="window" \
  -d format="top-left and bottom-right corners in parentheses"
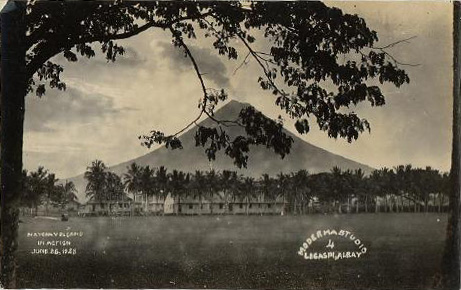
top-left (268, 204), bottom-right (272, 209)
top-left (219, 203), bottom-right (223, 209)
top-left (189, 204), bottom-right (193, 209)
top-left (239, 204), bottom-right (243, 209)
top-left (249, 204), bottom-right (253, 209)
top-left (229, 204), bottom-right (233, 212)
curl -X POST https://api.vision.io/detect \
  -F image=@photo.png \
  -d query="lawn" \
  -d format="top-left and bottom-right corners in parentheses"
top-left (17, 213), bottom-right (448, 289)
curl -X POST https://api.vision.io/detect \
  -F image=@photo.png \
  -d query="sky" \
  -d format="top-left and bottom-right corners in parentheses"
top-left (19, 1), bottom-right (453, 179)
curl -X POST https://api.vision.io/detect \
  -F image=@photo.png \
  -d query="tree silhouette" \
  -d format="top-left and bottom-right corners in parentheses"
top-left (42, 172), bottom-right (59, 215)
top-left (169, 169), bottom-right (187, 215)
top-left (242, 177), bottom-right (257, 215)
top-left (139, 166), bottom-right (156, 212)
top-left (19, 1), bottom-right (410, 168)
top-left (20, 167), bottom-right (48, 215)
top-left (219, 170), bottom-right (233, 213)
top-left (191, 170), bottom-right (207, 214)
top-left (54, 180), bottom-right (78, 210)
top-left (123, 163), bottom-right (143, 203)
top-left (105, 172), bottom-right (125, 205)
top-left (155, 166), bottom-right (169, 203)
top-left (84, 160), bottom-right (107, 201)
top-left (226, 171), bottom-right (241, 214)
top-left (275, 172), bottom-right (290, 215)
top-left (0, 0), bottom-right (436, 287)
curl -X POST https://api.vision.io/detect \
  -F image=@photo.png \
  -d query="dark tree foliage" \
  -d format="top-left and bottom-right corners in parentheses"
top-left (24, 1), bottom-right (409, 169)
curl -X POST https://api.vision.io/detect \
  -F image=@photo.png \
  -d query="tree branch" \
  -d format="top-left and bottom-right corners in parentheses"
top-left (169, 26), bottom-right (208, 104)
top-left (379, 49), bottom-right (421, 67)
top-left (26, 10), bottom-right (215, 79)
top-left (171, 27), bottom-right (243, 125)
top-left (236, 32), bottom-right (288, 97)
top-left (372, 36), bottom-right (417, 50)
top-left (233, 51), bottom-right (250, 75)
top-left (370, 36), bottom-right (421, 67)
top-left (25, 21), bottom-right (163, 79)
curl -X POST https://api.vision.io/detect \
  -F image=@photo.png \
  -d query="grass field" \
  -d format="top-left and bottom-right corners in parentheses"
top-left (17, 213), bottom-right (448, 289)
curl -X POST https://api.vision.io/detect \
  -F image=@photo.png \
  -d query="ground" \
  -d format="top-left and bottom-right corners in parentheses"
top-left (17, 213), bottom-right (447, 289)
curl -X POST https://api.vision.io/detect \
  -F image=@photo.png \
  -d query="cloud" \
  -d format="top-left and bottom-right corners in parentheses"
top-left (116, 46), bottom-right (147, 66)
top-left (24, 86), bottom-right (126, 132)
top-left (158, 41), bottom-right (230, 88)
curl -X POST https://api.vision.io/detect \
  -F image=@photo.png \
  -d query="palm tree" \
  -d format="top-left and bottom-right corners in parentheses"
top-left (123, 163), bottom-right (142, 202)
top-left (439, 172), bottom-right (450, 213)
top-left (226, 171), bottom-right (242, 214)
top-left (192, 170), bottom-right (207, 214)
top-left (260, 174), bottom-right (274, 212)
top-left (44, 172), bottom-right (59, 215)
top-left (369, 169), bottom-right (383, 213)
top-left (242, 177), bottom-right (257, 215)
top-left (394, 164), bottom-right (419, 212)
top-left (155, 166), bottom-right (169, 214)
top-left (105, 172), bottom-right (125, 213)
top-left (220, 170), bottom-right (234, 213)
top-left (290, 170), bottom-right (310, 215)
top-left (140, 166), bottom-right (156, 212)
top-left (84, 160), bottom-right (107, 201)
top-left (329, 167), bottom-right (345, 213)
top-left (351, 169), bottom-right (365, 213)
top-left (123, 163), bottom-right (143, 216)
top-left (55, 180), bottom-right (78, 209)
top-left (23, 167), bottom-right (48, 215)
top-left (275, 172), bottom-right (290, 215)
top-left (169, 170), bottom-right (187, 215)
top-left (206, 170), bottom-right (220, 213)
top-left (184, 172), bottom-right (192, 203)
top-left (62, 181), bottom-right (77, 202)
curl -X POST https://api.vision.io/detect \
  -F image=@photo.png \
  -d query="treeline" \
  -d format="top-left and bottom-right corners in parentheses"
top-left (85, 160), bottom-right (449, 214)
top-left (19, 160), bottom-right (449, 215)
top-left (20, 167), bottom-right (77, 215)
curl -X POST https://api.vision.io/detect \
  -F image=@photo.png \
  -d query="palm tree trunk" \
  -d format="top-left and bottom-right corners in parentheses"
top-left (281, 193), bottom-right (285, 215)
top-left (439, 194), bottom-right (443, 213)
top-left (210, 196), bottom-right (214, 215)
top-left (246, 196), bottom-right (250, 215)
top-left (294, 196), bottom-right (298, 215)
top-left (176, 195), bottom-right (180, 216)
top-left (365, 195), bottom-right (368, 213)
top-left (347, 195), bottom-right (350, 213)
top-left (356, 197), bottom-right (359, 213)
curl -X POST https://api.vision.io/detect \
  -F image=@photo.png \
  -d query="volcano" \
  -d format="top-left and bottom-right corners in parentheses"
top-left (68, 100), bottom-right (374, 202)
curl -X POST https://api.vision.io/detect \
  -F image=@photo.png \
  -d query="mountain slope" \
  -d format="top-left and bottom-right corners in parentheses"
top-left (68, 100), bottom-right (374, 202)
